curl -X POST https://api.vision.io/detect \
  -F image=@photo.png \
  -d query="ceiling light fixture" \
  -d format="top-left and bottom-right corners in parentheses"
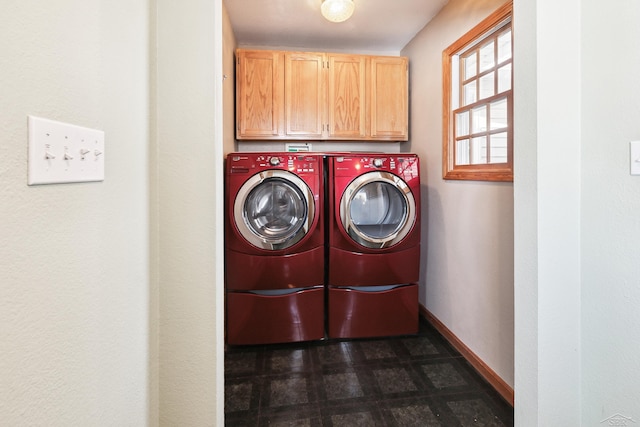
top-left (321, 0), bottom-right (355, 23)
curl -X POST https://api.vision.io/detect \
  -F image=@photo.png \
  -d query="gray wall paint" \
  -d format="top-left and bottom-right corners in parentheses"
top-left (402, 0), bottom-right (515, 388)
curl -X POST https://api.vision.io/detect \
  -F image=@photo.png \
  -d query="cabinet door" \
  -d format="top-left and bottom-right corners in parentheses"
top-left (370, 56), bottom-right (409, 141)
top-left (236, 50), bottom-right (284, 139)
top-left (285, 52), bottom-right (325, 139)
top-left (327, 54), bottom-right (367, 139)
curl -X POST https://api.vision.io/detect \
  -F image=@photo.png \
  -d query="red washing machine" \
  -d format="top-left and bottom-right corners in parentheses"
top-left (225, 153), bottom-right (325, 345)
top-left (327, 153), bottom-right (421, 339)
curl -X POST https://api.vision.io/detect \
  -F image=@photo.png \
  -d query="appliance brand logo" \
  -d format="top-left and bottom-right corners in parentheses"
top-left (601, 414), bottom-right (636, 426)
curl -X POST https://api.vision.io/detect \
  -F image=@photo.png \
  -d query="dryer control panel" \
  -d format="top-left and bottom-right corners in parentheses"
top-left (228, 153), bottom-right (321, 176)
top-left (333, 155), bottom-right (419, 183)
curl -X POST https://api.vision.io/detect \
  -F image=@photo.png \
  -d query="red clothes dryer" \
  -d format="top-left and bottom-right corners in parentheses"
top-left (225, 153), bottom-right (324, 345)
top-left (327, 153), bottom-right (420, 338)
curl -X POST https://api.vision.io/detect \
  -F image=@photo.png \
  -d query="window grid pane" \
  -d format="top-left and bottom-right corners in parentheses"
top-left (471, 105), bottom-right (487, 133)
top-left (456, 110), bottom-right (470, 137)
top-left (497, 29), bottom-right (512, 64)
top-left (479, 72), bottom-right (495, 100)
top-left (489, 98), bottom-right (508, 130)
top-left (489, 132), bottom-right (508, 164)
top-left (463, 81), bottom-right (477, 106)
top-left (479, 41), bottom-right (495, 73)
top-left (464, 53), bottom-right (477, 80)
top-left (456, 139), bottom-right (470, 165)
top-left (498, 64), bottom-right (512, 93)
top-left (472, 136), bottom-right (487, 164)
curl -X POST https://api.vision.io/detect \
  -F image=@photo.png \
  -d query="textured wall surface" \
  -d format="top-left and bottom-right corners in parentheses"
top-left (155, 0), bottom-right (225, 425)
top-left (516, 0), bottom-right (583, 422)
top-left (0, 0), bottom-right (150, 425)
top-left (402, 0), bottom-right (515, 389)
top-left (514, 0), bottom-right (640, 424)
top-left (580, 0), bottom-right (640, 423)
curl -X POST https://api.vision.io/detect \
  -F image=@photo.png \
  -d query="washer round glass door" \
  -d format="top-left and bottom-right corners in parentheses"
top-left (340, 171), bottom-right (416, 249)
top-left (234, 170), bottom-right (314, 250)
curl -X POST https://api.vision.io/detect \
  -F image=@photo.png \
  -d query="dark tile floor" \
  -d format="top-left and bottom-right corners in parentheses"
top-left (224, 319), bottom-right (514, 426)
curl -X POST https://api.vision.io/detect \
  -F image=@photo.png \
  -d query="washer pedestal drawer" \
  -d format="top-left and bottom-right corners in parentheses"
top-left (226, 286), bottom-right (324, 345)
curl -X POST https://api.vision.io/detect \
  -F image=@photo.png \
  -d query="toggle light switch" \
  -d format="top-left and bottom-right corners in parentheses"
top-left (28, 116), bottom-right (105, 185)
top-left (631, 141), bottom-right (640, 176)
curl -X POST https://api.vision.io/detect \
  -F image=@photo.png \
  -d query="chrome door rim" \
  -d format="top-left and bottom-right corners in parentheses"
top-left (234, 170), bottom-right (315, 250)
top-left (339, 171), bottom-right (416, 249)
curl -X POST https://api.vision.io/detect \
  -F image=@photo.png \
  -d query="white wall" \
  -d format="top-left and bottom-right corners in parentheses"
top-left (515, 0), bottom-right (640, 424)
top-left (514, 0), bottom-right (582, 423)
top-left (402, 0), bottom-right (515, 389)
top-left (154, 0), bottom-right (225, 425)
top-left (580, 0), bottom-right (640, 423)
top-left (0, 1), bottom-right (150, 425)
top-left (511, 0), bottom-right (540, 423)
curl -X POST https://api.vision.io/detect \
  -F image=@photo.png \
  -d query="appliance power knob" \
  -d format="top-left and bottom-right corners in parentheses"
top-left (373, 158), bottom-right (384, 168)
top-left (269, 157), bottom-right (280, 166)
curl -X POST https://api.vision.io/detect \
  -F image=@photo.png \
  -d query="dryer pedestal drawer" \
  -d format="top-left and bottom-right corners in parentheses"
top-left (328, 283), bottom-right (418, 339)
top-left (226, 287), bottom-right (324, 345)
top-left (328, 245), bottom-right (420, 287)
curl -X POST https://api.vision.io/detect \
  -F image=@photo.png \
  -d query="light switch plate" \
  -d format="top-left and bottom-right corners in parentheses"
top-left (28, 116), bottom-right (104, 185)
top-left (631, 141), bottom-right (640, 176)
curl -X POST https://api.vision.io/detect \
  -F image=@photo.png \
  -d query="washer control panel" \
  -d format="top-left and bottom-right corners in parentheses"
top-left (228, 153), bottom-right (321, 175)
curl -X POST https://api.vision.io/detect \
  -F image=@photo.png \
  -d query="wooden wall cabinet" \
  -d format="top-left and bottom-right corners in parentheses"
top-left (235, 50), bottom-right (284, 139)
top-left (327, 54), bottom-right (367, 140)
top-left (370, 56), bottom-right (409, 140)
top-left (236, 49), bottom-right (408, 141)
top-left (285, 52), bottom-right (325, 139)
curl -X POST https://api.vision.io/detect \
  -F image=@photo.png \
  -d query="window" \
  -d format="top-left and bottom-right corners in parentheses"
top-left (443, 1), bottom-right (513, 181)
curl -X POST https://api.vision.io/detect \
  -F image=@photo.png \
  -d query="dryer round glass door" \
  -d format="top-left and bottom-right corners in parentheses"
top-left (234, 170), bottom-right (315, 250)
top-left (340, 171), bottom-right (416, 249)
